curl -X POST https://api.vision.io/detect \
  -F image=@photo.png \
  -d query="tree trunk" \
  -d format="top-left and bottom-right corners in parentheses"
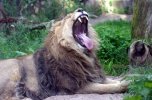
top-left (0, 0), bottom-right (6, 18)
top-left (132, 0), bottom-right (152, 38)
top-left (16, 0), bottom-right (21, 16)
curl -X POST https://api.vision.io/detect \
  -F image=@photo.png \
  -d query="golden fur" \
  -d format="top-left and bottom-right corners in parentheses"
top-left (0, 10), bottom-right (128, 100)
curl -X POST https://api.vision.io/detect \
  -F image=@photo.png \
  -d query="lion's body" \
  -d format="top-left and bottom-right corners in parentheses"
top-left (0, 10), bottom-right (127, 100)
top-left (0, 55), bottom-right (39, 99)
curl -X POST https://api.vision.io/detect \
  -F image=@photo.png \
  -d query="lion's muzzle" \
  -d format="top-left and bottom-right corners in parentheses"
top-left (72, 9), bottom-right (93, 51)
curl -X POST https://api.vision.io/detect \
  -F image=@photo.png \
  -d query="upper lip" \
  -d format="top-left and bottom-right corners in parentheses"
top-left (77, 15), bottom-right (88, 23)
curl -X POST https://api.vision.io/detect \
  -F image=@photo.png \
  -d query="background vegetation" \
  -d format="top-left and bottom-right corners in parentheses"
top-left (94, 20), bottom-right (131, 75)
top-left (0, 24), bottom-right (48, 58)
top-left (0, 20), bottom-right (131, 75)
top-left (124, 68), bottom-right (152, 100)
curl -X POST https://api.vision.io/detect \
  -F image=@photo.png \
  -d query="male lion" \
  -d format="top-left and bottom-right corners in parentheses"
top-left (0, 9), bottom-right (128, 100)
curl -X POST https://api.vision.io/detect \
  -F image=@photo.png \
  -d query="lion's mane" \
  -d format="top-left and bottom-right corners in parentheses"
top-left (30, 13), bottom-right (105, 99)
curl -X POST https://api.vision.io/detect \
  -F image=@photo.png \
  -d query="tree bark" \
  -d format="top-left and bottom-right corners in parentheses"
top-left (0, 0), bottom-right (7, 18)
top-left (132, 0), bottom-right (152, 38)
top-left (16, 0), bottom-right (21, 16)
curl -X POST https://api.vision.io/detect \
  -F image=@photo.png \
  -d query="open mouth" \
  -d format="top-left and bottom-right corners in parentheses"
top-left (72, 10), bottom-right (93, 50)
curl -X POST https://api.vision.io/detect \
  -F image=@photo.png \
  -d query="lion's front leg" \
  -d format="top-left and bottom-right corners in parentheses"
top-left (15, 82), bottom-right (41, 100)
top-left (21, 98), bottom-right (33, 100)
top-left (104, 78), bottom-right (123, 84)
top-left (15, 82), bottom-right (26, 99)
top-left (78, 80), bottom-right (128, 94)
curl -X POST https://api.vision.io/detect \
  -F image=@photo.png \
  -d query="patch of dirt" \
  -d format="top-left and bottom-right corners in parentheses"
top-left (89, 13), bottom-right (132, 25)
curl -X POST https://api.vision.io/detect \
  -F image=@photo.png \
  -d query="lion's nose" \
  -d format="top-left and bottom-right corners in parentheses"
top-left (74, 8), bottom-right (88, 20)
top-left (76, 8), bottom-right (83, 12)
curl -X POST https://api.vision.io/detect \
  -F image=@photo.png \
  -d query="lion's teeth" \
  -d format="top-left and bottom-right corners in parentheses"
top-left (78, 18), bottom-right (82, 23)
top-left (80, 16), bottom-right (88, 21)
top-left (85, 16), bottom-right (88, 21)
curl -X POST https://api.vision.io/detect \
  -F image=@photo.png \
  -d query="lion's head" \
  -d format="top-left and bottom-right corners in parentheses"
top-left (44, 8), bottom-right (99, 58)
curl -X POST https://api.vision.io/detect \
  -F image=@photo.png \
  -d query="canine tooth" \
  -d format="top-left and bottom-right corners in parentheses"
top-left (85, 16), bottom-right (88, 20)
top-left (83, 11), bottom-right (88, 15)
top-left (78, 18), bottom-right (82, 23)
top-left (75, 12), bottom-right (81, 20)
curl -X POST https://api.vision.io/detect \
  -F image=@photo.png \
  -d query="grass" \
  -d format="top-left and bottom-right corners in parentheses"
top-left (124, 68), bottom-right (152, 100)
top-left (0, 23), bottom-right (48, 59)
top-left (94, 20), bottom-right (131, 75)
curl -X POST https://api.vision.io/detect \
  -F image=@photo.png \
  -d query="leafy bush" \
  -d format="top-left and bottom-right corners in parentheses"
top-left (124, 68), bottom-right (152, 100)
top-left (3, 0), bottom-right (102, 22)
top-left (84, 5), bottom-right (102, 16)
top-left (28, 0), bottom-right (65, 22)
top-left (41, 0), bottom-right (64, 21)
top-left (0, 23), bottom-right (48, 59)
top-left (94, 20), bottom-right (131, 64)
top-left (94, 20), bottom-right (131, 75)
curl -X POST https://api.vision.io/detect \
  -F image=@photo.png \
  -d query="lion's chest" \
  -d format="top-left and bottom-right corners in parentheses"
top-left (46, 56), bottom-right (101, 92)
top-left (34, 48), bottom-right (103, 96)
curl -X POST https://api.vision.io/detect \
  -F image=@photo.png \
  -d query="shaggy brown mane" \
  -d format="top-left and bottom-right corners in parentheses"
top-left (32, 46), bottom-right (105, 99)
top-left (25, 12), bottom-right (105, 99)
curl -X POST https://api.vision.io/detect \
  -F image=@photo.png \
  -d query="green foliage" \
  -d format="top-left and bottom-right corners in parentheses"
top-left (84, 5), bottom-right (102, 16)
top-left (94, 20), bottom-right (131, 75)
top-left (3, 0), bottom-right (65, 22)
top-left (28, 0), bottom-right (65, 22)
top-left (41, 0), bottom-right (64, 21)
top-left (2, 0), bottom-right (102, 22)
top-left (124, 68), bottom-right (152, 100)
top-left (94, 20), bottom-right (131, 64)
top-left (65, 0), bottom-right (102, 16)
top-left (113, 8), bottom-right (126, 14)
top-left (101, 0), bottom-right (132, 14)
top-left (64, 0), bottom-right (79, 13)
top-left (3, 0), bottom-right (18, 16)
top-left (0, 23), bottom-right (48, 59)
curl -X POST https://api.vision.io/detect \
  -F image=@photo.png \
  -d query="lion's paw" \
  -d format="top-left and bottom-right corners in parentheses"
top-left (15, 82), bottom-right (26, 99)
top-left (119, 80), bottom-right (130, 92)
top-left (22, 98), bottom-right (32, 100)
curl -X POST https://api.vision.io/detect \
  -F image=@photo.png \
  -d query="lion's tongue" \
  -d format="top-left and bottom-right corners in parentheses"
top-left (78, 34), bottom-right (93, 50)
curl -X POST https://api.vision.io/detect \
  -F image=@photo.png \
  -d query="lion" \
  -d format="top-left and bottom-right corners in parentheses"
top-left (128, 40), bottom-right (152, 67)
top-left (0, 9), bottom-right (128, 100)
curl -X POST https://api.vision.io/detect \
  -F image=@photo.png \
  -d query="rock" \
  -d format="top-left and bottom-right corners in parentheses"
top-left (45, 94), bottom-right (123, 100)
